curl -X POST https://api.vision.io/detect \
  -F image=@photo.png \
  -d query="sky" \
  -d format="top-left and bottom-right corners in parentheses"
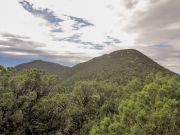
top-left (0, 0), bottom-right (179, 73)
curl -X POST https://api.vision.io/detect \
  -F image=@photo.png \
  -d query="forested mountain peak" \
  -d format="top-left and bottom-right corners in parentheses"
top-left (67, 49), bottom-right (174, 83)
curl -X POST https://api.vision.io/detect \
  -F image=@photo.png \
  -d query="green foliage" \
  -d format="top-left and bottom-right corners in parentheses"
top-left (0, 68), bottom-right (64, 134)
top-left (90, 74), bottom-right (180, 135)
top-left (0, 65), bottom-right (179, 135)
top-left (63, 81), bottom-right (121, 135)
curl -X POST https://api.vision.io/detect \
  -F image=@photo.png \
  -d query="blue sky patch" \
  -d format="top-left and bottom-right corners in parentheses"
top-left (153, 44), bottom-right (170, 48)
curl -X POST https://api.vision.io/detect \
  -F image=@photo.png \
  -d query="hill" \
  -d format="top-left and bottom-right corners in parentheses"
top-left (14, 49), bottom-right (174, 83)
top-left (15, 60), bottom-right (71, 79)
top-left (66, 49), bottom-right (173, 83)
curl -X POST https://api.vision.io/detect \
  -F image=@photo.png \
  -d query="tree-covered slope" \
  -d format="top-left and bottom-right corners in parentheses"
top-left (0, 66), bottom-right (179, 135)
top-left (67, 49), bottom-right (174, 83)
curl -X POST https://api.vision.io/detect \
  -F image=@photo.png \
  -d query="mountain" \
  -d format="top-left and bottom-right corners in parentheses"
top-left (14, 49), bottom-right (174, 83)
top-left (66, 49), bottom-right (174, 83)
top-left (15, 60), bottom-right (71, 79)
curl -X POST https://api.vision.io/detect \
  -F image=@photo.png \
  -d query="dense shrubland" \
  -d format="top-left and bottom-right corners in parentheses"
top-left (0, 66), bottom-right (179, 135)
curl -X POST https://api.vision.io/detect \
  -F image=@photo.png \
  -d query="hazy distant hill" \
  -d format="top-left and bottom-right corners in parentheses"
top-left (15, 60), bottom-right (71, 79)
top-left (15, 49), bottom-right (174, 83)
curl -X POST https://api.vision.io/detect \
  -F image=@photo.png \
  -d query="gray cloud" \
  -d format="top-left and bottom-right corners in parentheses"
top-left (0, 38), bottom-right (85, 59)
top-left (19, 0), bottom-right (64, 26)
top-left (0, 33), bottom-right (92, 66)
top-left (124, 0), bottom-right (138, 9)
top-left (1, 32), bottom-right (30, 39)
top-left (134, 28), bottom-right (180, 44)
top-left (137, 0), bottom-right (180, 31)
top-left (131, 0), bottom-right (180, 44)
top-left (107, 36), bottom-right (121, 44)
top-left (57, 34), bottom-right (104, 50)
top-left (50, 28), bottom-right (63, 33)
top-left (0, 33), bottom-right (44, 49)
top-left (56, 34), bottom-right (121, 50)
top-left (66, 15), bottom-right (94, 30)
top-left (0, 38), bottom-right (46, 55)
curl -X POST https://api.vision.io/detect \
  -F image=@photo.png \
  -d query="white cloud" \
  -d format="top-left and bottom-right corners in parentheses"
top-left (0, 0), bottom-right (179, 73)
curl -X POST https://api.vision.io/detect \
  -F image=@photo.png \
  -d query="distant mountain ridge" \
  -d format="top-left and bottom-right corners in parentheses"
top-left (14, 49), bottom-right (174, 83)
top-left (15, 60), bottom-right (71, 79)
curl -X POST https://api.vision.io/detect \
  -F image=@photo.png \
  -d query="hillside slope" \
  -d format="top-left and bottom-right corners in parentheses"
top-left (15, 60), bottom-right (71, 79)
top-left (66, 49), bottom-right (173, 83)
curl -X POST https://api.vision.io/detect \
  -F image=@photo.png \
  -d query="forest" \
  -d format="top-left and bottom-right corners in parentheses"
top-left (0, 66), bottom-right (180, 135)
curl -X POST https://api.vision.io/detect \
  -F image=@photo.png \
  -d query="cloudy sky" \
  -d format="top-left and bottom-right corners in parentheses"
top-left (0, 0), bottom-right (179, 73)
